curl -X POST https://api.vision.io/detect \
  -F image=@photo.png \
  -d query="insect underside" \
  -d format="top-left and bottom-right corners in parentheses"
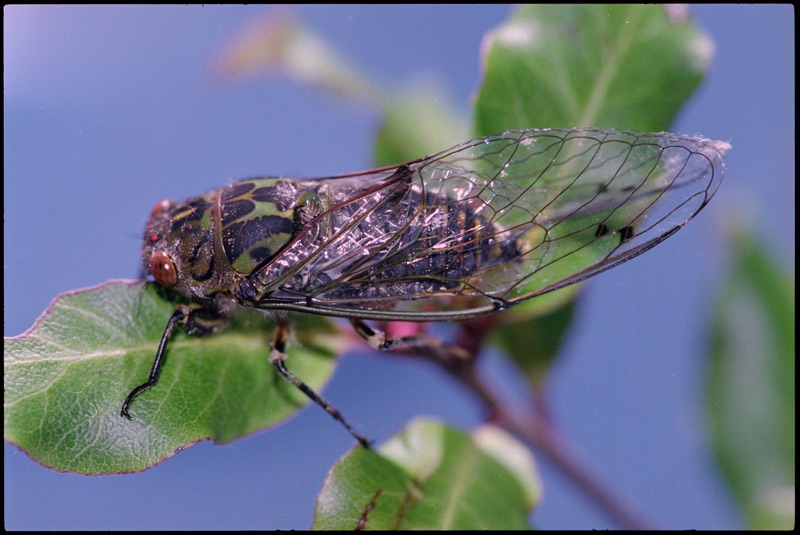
top-left (121, 128), bottom-right (729, 446)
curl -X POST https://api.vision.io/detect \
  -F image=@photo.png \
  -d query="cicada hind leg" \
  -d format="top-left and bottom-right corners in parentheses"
top-left (349, 319), bottom-right (470, 362)
top-left (349, 319), bottom-right (502, 420)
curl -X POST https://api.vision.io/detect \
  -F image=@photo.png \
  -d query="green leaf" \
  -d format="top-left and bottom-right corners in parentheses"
top-left (4, 280), bottom-right (343, 474)
top-left (313, 418), bottom-right (540, 530)
top-left (494, 293), bottom-right (578, 386)
top-left (707, 231), bottom-right (795, 529)
top-left (373, 82), bottom-right (471, 166)
top-left (467, 4), bottom-right (716, 379)
top-left (474, 4), bottom-right (711, 133)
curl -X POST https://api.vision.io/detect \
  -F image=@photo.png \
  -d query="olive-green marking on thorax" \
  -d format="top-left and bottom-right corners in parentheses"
top-left (220, 179), bottom-right (297, 275)
top-left (170, 194), bottom-right (213, 236)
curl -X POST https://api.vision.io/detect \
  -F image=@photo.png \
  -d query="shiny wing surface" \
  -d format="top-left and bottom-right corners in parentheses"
top-left (254, 128), bottom-right (728, 320)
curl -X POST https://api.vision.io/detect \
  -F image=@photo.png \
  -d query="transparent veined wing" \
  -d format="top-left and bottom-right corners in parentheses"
top-left (252, 128), bottom-right (729, 320)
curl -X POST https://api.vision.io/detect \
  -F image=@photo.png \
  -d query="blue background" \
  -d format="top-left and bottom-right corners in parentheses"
top-left (4, 5), bottom-right (794, 530)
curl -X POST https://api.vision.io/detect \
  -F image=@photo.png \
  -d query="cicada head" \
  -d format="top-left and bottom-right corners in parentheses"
top-left (141, 194), bottom-right (237, 302)
top-left (142, 198), bottom-right (179, 286)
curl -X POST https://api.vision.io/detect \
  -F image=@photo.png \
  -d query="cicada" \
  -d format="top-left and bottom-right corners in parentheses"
top-left (121, 128), bottom-right (729, 446)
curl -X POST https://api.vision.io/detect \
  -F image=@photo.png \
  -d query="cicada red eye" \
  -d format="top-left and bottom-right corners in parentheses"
top-left (150, 199), bottom-right (176, 218)
top-left (149, 250), bottom-right (177, 286)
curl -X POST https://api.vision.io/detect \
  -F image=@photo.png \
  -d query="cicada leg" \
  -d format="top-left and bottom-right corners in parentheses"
top-left (350, 319), bottom-right (504, 421)
top-left (120, 304), bottom-right (225, 419)
top-left (269, 319), bottom-right (373, 448)
top-left (349, 319), bottom-right (470, 362)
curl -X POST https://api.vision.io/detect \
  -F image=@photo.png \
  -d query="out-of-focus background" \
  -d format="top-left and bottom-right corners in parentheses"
top-left (4, 5), bottom-right (793, 529)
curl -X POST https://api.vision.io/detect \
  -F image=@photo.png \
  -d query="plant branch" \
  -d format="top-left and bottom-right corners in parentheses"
top-left (400, 326), bottom-right (653, 530)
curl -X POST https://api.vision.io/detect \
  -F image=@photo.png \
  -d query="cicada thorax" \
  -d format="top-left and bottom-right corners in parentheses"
top-left (218, 179), bottom-right (297, 275)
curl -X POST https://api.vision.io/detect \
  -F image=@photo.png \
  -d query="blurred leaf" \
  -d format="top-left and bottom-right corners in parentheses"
top-left (474, 4), bottom-right (712, 134)
top-left (313, 418), bottom-right (540, 530)
top-left (708, 230), bottom-right (795, 529)
top-left (213, 10), bottom-right (379, 102)
top-left (494, 294), bottom-right (578, 386)
top-left (373, 82), bottom-right (470, 166)
top-left (4, 281), bottom-right (343, 474)
top-left (214, 10), bottom-right (471, 168)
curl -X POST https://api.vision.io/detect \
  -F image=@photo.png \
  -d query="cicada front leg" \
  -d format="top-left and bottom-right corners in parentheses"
top-left (269, 317), bottom-right (373, 448)
top-left (120, 303), bottom-right (227, 419)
